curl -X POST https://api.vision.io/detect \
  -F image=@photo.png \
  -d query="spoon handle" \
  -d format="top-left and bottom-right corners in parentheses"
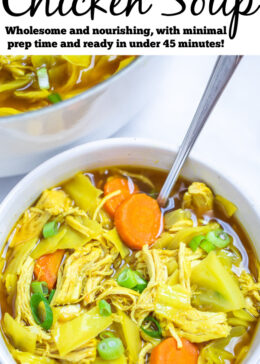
top-left (157, 55), bottom-right (243, 207)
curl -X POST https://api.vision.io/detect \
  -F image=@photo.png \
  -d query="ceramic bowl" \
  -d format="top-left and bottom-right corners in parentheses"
top-left (0, 57), bottom-right (168, 177)
top-left (0, 137), bottom-right (259, 363)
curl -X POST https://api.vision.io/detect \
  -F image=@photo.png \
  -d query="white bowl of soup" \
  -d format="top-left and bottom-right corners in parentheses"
top-left (0, 56), bottom-right (167, 177)
top-left (0, 137), bottom-right (259, 364)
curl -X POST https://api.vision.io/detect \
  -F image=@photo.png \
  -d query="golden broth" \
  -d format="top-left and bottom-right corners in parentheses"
top-left (0, 167), bottom-right (259, 364)
top-left (0, 55), bottom-right (135, 116)
top-left (91, 167), bottom-right (259, 363)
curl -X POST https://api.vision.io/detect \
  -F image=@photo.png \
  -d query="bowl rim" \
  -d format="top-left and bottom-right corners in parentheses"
top-left (0, 137), bottom-right (259, 364)
top-left (0, 56), bottom-right (143, 124)
top-left (1, 136), bottom-right (260, 221)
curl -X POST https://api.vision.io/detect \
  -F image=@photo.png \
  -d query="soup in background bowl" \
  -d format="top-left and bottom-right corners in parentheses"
top-left (0, 57), bottom-right (168, 177)
top-left (0, 138), bottom-right (259, 364)
top-left (0, 55), bottom-right (135, 116)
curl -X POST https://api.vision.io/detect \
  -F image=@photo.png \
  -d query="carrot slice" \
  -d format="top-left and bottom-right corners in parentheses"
top-left (34, 250), bottom-right (64, 290)
top-left (104, 177), bottom-right (139, 217)
top-left (114, 193), bottom-right (163, 250)
top-left (150, 338), bottom-right (199, 364)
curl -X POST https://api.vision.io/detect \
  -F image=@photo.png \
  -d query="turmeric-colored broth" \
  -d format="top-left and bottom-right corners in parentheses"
top-left (93, 168), bottom-right (259, 363)
top-left (0, 56), bottom-right (135, 116)
top-left (0, 167), bottom-right (259, 364)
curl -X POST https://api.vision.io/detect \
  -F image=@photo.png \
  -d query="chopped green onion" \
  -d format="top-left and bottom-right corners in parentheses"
top-left (117, 268), bottom-right (138, 289)
top-left (99, 300), bottom-right (112, 317)
top-left (141, 316), bottom-right (162, 338)
top-left (30, 293), bottom-right (53, 330)
top-left (100, 331), bottom-right (115, 340)
top-left (97, 337), bottom-right (124, 360)
top-left (37, 67), bottom-right (50, 90)
top-left (43, 221), bottom-right (59, 239)
top-left (189, 235), bottom-right (205, 252)
top-left (134, 283), bottom-right (148, 293)
top-left (117, 268), bottom-right (148, 293)
top-left (132, 272), bottom-right (148, 293)
top-left (149, 190), bottom-right (158, 199)
top-left (206, 230), bottom-right (231, 248)
top-left (48, 92), bottom-right (62, 104)
top-left (189, 230), bottom-right (231, 253)
top-left (48, 289), bottom-right (56, 304)
top-left (200, 240), bottom-right (216, 253)
top-left (31, 281), bottom-right (48, 296)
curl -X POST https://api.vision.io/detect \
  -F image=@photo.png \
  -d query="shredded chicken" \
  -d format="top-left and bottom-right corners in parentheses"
top-left (239, 270), bottom-right (260, 301)
top-left (52, 243), bottom-right (116, 305)
top-left (167, 323), bottom-right (183, 348)
top-left (178, 242), bottom-right (191, 292)
top-left (65, 216), bottom-right (92, 237)
top-left (138, 343), bottom-right (153, 364)
top-left (15, 257), bottom-right (51, 341)
top-left (132, 247), bottom-right (169, 325)
top-left (182, 182), bottom-right (213, 214)
top-left (1, 174), bottom-right (259, 364)
top-left (173, 309), bottom-right (231, 342)
top-left (239, 270), bottom-right (260, 317)
top-left (97, 279), bottom-right (140, 311)
top-left (36, 189), bottom-right (72, 216)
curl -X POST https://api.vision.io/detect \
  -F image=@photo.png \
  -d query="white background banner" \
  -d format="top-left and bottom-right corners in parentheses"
top-left (0, 0), bottom-right (259, 54)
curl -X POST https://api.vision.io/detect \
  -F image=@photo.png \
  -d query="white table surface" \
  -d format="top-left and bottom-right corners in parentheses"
top-left (1, 56), bottom-right (260, 213)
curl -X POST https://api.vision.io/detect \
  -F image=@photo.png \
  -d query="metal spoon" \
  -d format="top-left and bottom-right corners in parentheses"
top-left (157, 55), bottom-right (243, 207)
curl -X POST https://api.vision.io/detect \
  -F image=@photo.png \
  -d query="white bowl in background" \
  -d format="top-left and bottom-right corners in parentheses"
top-left (0, 137), bottom-right (259, 363)
top-left (0, 57), bottom-right (169, 177)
